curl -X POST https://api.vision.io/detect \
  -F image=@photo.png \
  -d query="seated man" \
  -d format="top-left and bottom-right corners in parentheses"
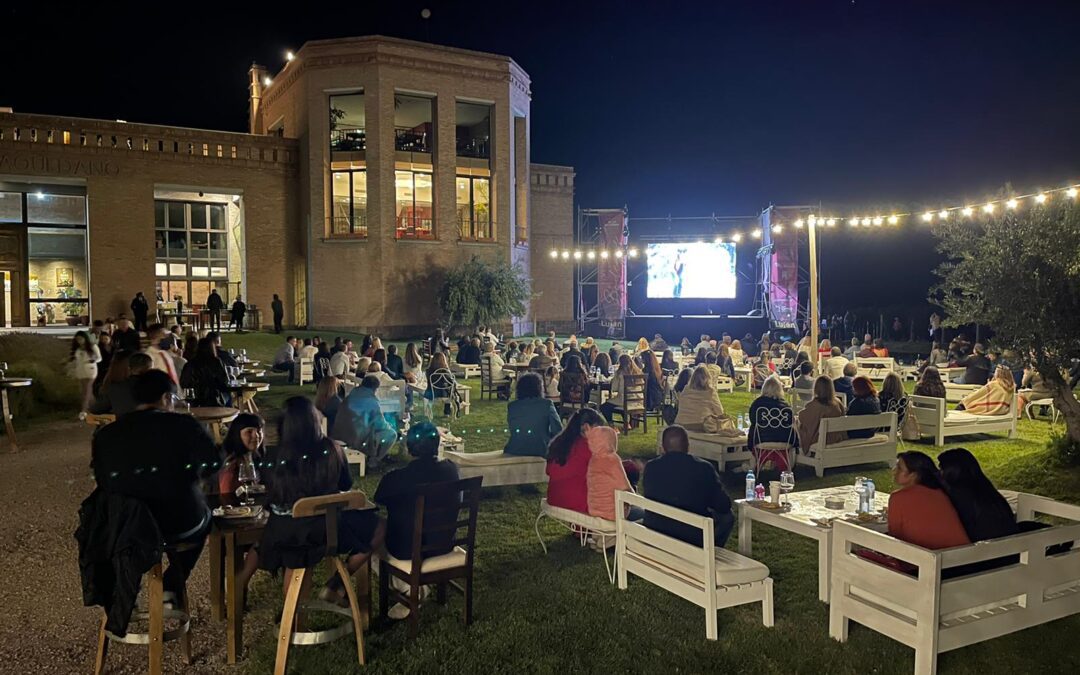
top-left (329, 346), bottom-right (352, 379)
top-left (385, 344), bottom-right (405, 380)
top-left (833, 362), bottom-right (858, 398)
top-left (824, 346), bottom-right (849, 380)
top-left (332, 375), bottom-right (398, 469)
top-left (91, 370), bottom-right (219, 603)
top-left (298, 337), bottom-right (318, 360)
top-left (957, 343), bottom-right (992, 385)
top-left (792, 361), bottom-right (815, 390)
top-left (90, 352), bottom-right (154, 417)
top-left (457, 337), bottom-right (482, 366)
top-left (856, 335), bottom-right (876, 359)
top-left (272, 335), bottom-right (299, 383)
top-left (643, 425), bottom-right (734, 547)
top-left (208, 331), bottom-right (239, 370)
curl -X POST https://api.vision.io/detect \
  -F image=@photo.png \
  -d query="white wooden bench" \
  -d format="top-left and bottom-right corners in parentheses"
top-left (535, 498), bottom-right (617, 582)
top-left (451, 363), bottom-right (480, 379)
top-left (829, 492), bottom-right (1080, 675)
top-left (943, 382), bottom-right (980, 403)
top-left (797, 412), bottom-right (897, 478)
top-left (656, 429), bottom-right (751, 473)
top-left (909, 394), bottom-right (1017, 446)
top-left (615, 491), bottom-right (774, 639)
top-left (715, 375), bottom-right (735, 394)
top-left (854, 356), bottom-right (896, 380)
top-left (443, 449), bottom-right (548, 487)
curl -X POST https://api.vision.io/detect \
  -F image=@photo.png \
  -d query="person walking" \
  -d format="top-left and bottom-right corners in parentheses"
top-left (271, 293), bottom-right (284, 334)
top-left (230, 296), bottom-right (247, 333)
top-left (130, 292), bottom-right (150, 333)
top-left (206, 288), bottom-right (224, 331)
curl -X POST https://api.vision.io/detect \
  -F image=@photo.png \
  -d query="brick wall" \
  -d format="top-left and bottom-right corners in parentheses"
top-left (530, 164), bottom-right (575, 328)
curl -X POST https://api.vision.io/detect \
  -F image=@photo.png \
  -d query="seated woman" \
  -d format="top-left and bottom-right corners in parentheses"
top-left (179, 336), bottom-right (230, 407)
top-left (789, 350), bottom-right (810, 379)
top-left (424, 352), bottom-right (455, 403)
top-left (672, 368), bottom-right (692, 394)
top-left (543, 365), bottom-right (560, 400)
top-left (846, 376), bottom-right (881, 438)
top-left (640, 350), bottom-right (666, 412)
top-left (694, 347), bottom-right (709, 366)
top-left (582, 344), bottom-right (599, 370)
top-left (674, 365), bottom-right (731, 432)
top-left (545, 409), bottom-right (605, 514)
top-left (938, 447), bottom-right (1018, 542)
top-left (871, 338), bottom-right (890, 358)
top-left (1019, 367), bottom-right (1055, 406)
top-left (888, 451), bottom-right (970, 550)
top-left (600, 354), bottom-right (643, 423)
top-left (457, 337), bottom-right (482, 366)
top-left (817, 338), bottom-right (832, 364)
top-left (314, 375), bottom-right (344, 432)
top-left (679, 337), bottom-right (693, 355)
top-left (660, 349), bottom-right (679, 376)
top-left (218, 413), bottom-right (265, 505)
top-left (796, 376), bottom-right (846, 450)
top-left (593, 351), bottom-right (613, 379)
top-left (401, 343), bottom-right (423, 385)
top-left (716, 344), bottom-right (736, 378)
top-left (240, 397), bottom-right (385, 603)
top-left (747, 375), bottom-right (798, 452)
top-left (878, 372), bottom-right (906, 415)
top-left (957, 365), bottom-right (1015, 415)
top-left (504, 373), bottom-right (563, 457)
top-left (729, 339), bottom-right (746, 366)
top-left (558, 354), bottom-right (591, 407)
top-left (914, 365), bottom-right (946, 398)
top-left (634, 337), bottom-right (650, 355)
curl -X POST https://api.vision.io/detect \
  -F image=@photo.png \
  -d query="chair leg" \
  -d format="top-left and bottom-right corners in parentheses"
top-left (357, 558), bottom-right (372, 630)
top-left (407, 580), bottom-right (421, 639)
top-left (147, 563), bottom-right (164, 675)
top-left (379, 560), bottom-right (390, 619)
top-left (463, 570), bottom-right (474, 626)
top-left (436, 582), bottom-right (448, 605)
top-left (333, 559), bottom-right (365, 667)
top-left (535, 511), bottom-right (549, 554)
top-left (179, 588), bottom-right (193, 665)
top-left (274, 568), bottom-right (306, 675)
top-left (93, 614), bottom-right (108, 675)
top-left (762, 578), bottom-right (775, 627)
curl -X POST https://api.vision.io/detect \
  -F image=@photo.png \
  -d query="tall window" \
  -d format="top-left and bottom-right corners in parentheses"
top-left (18, 191), bottom-right (90, 327)
top-left (394, 94), bottom-right (433, 153)
top-left (457, 175), bottom-right (491, 241)
top-left (456, 101), bottom-right (491, 159)
top-left (154, 200), bottom-right (229, 306)
top-left (395, 170), bottom-right (434, 240)
top-left (329, 92), bottom-right (365, 151)
top-left (330, 163), bottom-right (367, 237)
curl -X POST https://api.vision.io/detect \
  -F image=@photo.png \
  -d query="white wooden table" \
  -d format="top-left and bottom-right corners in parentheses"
top-left (733, 365), bottom-right (753, 391)
top-left (736, 485), bottom-right (887, 603)
top-left (935, 366), bottom-right (965, 383)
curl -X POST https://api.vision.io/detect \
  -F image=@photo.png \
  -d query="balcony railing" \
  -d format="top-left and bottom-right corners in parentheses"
top-left (456, 135), bottom-right (490, 159)
top-left (395, 127), bottom-right (431, 153)
top-left (395, 216), bottom-right (435, 240)
top-left (330, 127), bottom-right (366, 152)
top-left (458, 217), bottom-right (495, 242)
top-left (329, 214), bottom-right (368, 238)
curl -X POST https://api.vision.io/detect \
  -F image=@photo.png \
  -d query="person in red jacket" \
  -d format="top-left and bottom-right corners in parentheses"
top-left (545, 408), bottom-right (605, 514)
top-left (888, 451), bottom-right (970, 550)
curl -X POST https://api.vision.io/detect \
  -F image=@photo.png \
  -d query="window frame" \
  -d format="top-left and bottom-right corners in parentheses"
top-left (456, 174), bottom-right (493, 242)
top-left (395, 169), bottom-right (435, 240)
top-left (329, 168), bottom-right (368, 238)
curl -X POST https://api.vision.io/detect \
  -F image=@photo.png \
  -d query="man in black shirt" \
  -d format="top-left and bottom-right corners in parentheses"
top-left (91, 370), bottom-right (220, 599)
top-left (385, 344), bottom-right (404, 379)
top-left (958, 343), bottom-right (992, 385)
top-left (373, 421), bottom-right (460, 561)
top-left (112, 318), bottom-right (141, 354)
top-left (271, 293), bottom-right (284, 334)
top-left (206, 289), bottom-right (224, 331)
top-left (642, 425), bottom-right (734, 548)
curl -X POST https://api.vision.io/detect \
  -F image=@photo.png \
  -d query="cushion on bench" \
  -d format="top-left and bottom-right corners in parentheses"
top-left (444, 450), bottom-right (546, 466)
top-left (627, 534), bottom-right (770, 586)
top-left (810, 432), bottom-right (890, 453)
top-left (385, 546), bottom-right (468, 574)
top-left (687, 431), bottom-right (748, 445)
top-left (944, 412), bottom-right (1013, 426)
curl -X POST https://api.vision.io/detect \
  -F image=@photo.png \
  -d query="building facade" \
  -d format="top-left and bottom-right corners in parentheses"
top-left (0, 36), bottom-right (573, 335)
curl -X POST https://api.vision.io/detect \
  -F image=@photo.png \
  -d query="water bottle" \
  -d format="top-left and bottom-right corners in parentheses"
top-left (737, 413), bottom-right (745, 430)
top-left (865, 479), bottom-right (876, 512)
top-left (745, 470), bottom-right (756, 500)
top-left (854, 477), bottom-right (867, 513)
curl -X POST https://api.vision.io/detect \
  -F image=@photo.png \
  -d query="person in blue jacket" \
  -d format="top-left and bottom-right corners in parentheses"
top-left (503, 373), bottom-right (563, 457)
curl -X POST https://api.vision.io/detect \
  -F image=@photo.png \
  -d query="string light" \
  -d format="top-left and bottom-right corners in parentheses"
top-left (587, 250), bottom-right (596, 260)
top-left (732, 232), bottom-right (743, 242)
top-left (962, 206), bottom-right (974, 217)
top-left (600, 250), bottom-right (609, 259)
top-left (1006, 198), bottom-right (1018, 209)
top-left (848, 218), bottom-right (859, 226)
top-left (887, 215), bottom-right (899, 225)
top-left (714, 236), bottom-right (723, 244)
top-left (628, 248), bottom-right (639, 257)
top-left (921, 212), bottom-right (933, 222)
top-left (561, 250), bottom-right (570, 259)
top-left (772, 224), bottom-right (783, 233)
top-left (549, 249), bottom-right (558, 258)
top-left (826, 218), bottom-right (836, 227)
top-left (982, 203), bottom-right (995, 214)
top-left (285, 50), bottom-right (295, 62)
top-left (871, 216), bottom-right (883, 226)
top-left (614, 250), bottom-right (623, 258)
top-left (939, 210), bottom-right (949, 220)
top-left (752, 229), bottom-right (762, 239)
top-left (793, 219), bottom-right (804, 228)
top-left (1035, 193), bottom-right (1047, 203)
top-left (573, 250), bottom-right (582, 260)
top-left (1068, 188), bottom-right (1079, 198)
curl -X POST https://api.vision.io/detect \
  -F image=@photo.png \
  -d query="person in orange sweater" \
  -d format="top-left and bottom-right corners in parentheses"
top-left (585, 425), bottom-right (638, 522)
top-left (888, 451), bottom-right (970, 550)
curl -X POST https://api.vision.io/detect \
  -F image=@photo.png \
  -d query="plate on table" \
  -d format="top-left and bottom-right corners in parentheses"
top-left (213, 505), bottom-right (264, 520)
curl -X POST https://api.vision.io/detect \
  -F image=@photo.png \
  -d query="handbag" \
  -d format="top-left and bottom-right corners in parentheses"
top-left (901, 407), bottom-right (920, 441)
top-left (703, 414), bottom-right (738, 435)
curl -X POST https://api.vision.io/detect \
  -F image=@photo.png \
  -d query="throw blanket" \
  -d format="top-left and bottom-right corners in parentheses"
top-left (961, 380), bottom-right (1013, 416)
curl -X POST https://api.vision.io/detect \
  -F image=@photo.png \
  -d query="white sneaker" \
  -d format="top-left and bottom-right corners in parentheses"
top-left (387, 603), bottom-right (410, 620)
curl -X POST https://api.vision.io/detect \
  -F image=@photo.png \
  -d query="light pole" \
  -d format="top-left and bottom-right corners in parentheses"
top-left (808, 217), bottom-right (819, 368)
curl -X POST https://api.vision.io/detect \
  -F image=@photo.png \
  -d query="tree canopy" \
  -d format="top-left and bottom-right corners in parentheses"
top-left (437, 256), bottom-right (531, 331)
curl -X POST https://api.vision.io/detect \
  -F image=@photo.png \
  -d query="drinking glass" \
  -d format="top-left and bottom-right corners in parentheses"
top-left (779, 471), bottom-right (795, 506)
top-left (237, 458), bottom-right (257, 506)
top-left (183, 388), bottom-right (196, 402)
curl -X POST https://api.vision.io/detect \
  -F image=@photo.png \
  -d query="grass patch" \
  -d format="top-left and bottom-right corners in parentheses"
top-left (0, 333), bottom-right (81, 427)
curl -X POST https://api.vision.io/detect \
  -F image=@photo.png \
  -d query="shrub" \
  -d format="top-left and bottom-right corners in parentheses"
top-left (1049, 430), bottom-right (1080, 467)
top-left (0, 334), bottom-right (81, 425)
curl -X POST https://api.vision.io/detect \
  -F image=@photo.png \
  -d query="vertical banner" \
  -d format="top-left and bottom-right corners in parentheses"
top-left (597, 210), bottom-right (627, 322)
top-left (763, 209), bottom-right (799, 329)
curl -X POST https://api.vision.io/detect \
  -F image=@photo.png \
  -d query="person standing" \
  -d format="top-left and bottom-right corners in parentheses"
top-left (230, 296), bottom-right (247, 333)
top-left (130, 292), bottom-right (150, 333)
top-left (69, 331), bottom-right (102, 413)
top-left (271, 293), bottom-right (284, 334)
top-left (206, 289), bottom-right (224, 331)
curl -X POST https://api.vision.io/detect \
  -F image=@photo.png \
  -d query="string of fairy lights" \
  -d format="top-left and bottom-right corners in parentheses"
top-left (547, 181), bottom-right (1080, 261)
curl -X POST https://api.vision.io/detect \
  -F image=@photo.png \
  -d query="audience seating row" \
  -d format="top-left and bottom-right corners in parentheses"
top-left (910, 394), bottom-right (1017, 447)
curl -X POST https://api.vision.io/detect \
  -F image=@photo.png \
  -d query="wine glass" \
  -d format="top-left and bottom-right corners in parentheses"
top-left (779, 471), bottom-right (795, 506)
top-left (237, 457), bottom-right (258, 506)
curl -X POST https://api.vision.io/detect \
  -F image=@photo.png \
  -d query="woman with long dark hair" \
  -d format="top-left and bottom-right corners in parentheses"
top-left (218, 413), bottom-right (265, 503)
top-left (887, 451), bottom-right (969, 550)
top-left (69, 330), bottom-right (101, 413)
top-left (640, 349), bottom-right (665, 411)
top-left (248, 397), bottom-right (384, 603)
top-left (660, 349), bottom-right (679, 376)
top-left (505, 373), bottom-right (563, 457)
top-left (546, 408), bottom-right (605, 514)
top-left (938, 448), bottom-right (1018, 542)
top-left (179, 336), bottom-right (230, 407)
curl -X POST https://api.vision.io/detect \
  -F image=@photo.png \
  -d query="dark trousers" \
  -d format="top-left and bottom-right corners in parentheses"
top-left (208, 309), bottom-right (221, 331)
top-left (232, 313), bottom-right (244, 332)
top-left (273, 361), bottom-right (297, 383)
top-left (712, 510), bottom-right (736, 548)
top-left (273, 313), bottom-right (283, 334)
top-left (134, 312), bottom-right (148, 333)
top-left (163, 523), bottom-right (208, 597)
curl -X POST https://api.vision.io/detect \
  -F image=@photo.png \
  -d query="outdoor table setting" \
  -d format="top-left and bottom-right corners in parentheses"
top-left (227, 381), bottom-right (270, 414)
top-left (189, 406), bottom-right (240, 444)
top-left (935, 365), bottom-right (966, 383)
top-left (0, 361), bottom-right (33, 452)
top-left (736, 482), bottom-right (888, 603)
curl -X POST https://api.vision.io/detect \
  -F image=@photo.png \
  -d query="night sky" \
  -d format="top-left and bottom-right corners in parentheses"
top-left (4, 1), bottom-right (1079, 316)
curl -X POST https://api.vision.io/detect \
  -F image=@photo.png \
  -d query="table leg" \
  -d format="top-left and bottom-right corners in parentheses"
top-left (738, 508), bottom-right (752, 556)
top-left (209, 533), bottom-right (224, 621)
top-left (817, 531), bottom-right (831, 603)
top-left (225, 532), bottom-right (243, 664)
top-left (211, 422), bottom-right (224, 446)
top-left (2, 388), bottom-right (17, 453)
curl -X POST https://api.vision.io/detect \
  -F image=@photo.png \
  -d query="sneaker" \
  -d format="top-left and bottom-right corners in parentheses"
top-left (318, 585), bottom-right (348, 608)
top-left (387, 603), bottom-right (410, 620)
top-left (162, 591), bottom-right (178, 609)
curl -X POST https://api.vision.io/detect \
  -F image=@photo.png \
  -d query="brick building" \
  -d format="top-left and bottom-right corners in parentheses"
top-left (0, 36), bottom-right (574, 335)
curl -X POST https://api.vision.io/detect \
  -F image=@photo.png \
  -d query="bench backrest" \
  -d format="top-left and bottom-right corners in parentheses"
top-left (615, 491), bottom-right (715, 585)
top-left (818, 412), bottom-right (897, 448)
top-left (854, 357), bottom-right (896, 370)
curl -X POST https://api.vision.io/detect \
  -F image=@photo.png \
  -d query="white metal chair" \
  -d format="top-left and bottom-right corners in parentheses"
top-left (1025, 397), bottom-right (1060, 424)
top-left (751, 406), bottom-right (796, 473)
top-left (427, 369), bottom-right (462, 418)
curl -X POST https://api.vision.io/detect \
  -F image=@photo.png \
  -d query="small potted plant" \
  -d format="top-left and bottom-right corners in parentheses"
top-left (58, 288), bottom-right (84, 326)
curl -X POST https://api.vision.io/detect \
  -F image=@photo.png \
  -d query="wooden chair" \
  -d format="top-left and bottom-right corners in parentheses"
top-left (379, 476), bottom-right (483, 639)
top-left (274, 492), bottom-right (372, 675)
top-left (479, 357), bottom-right (509, 401)
top-left (557, 370), bottom-right (590, 417)
top-left (94, 542), bottom-right (196, 675)
top-left (610, 374), bottom-right (648, 434)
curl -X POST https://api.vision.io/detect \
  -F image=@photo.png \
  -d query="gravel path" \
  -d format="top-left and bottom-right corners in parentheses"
top-left (0, 420), bottom-right (269, 674)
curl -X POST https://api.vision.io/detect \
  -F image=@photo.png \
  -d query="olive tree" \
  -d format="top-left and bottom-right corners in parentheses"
top-left (930, 195), bottom-right (1080, 444)
top-left (437, 256), bottom-right (530, 332)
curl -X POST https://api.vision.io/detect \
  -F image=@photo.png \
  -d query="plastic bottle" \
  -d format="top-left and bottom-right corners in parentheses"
top-left (854, 477), bottom-right (867, 513)
top-left (745, 470), bottom-right (756, 500)
top-left (865, 479), bottom-right (876, 512)
top-left (754, 483), bottom-right (766, 501)
top-left (737, 413), bottom-right (745, 430)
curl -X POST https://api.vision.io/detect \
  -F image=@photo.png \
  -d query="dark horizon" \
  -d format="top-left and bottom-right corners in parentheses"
top-left (5, 0), bottom-right (1078, 316)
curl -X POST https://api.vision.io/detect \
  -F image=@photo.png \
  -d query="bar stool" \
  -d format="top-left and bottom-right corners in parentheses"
top-left (274, 491), bottom-right (372, 675)
top-left (94, 542), bottom-right (197, 675)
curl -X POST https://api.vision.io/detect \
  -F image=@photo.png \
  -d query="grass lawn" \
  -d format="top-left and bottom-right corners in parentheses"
top-left (222, 331), bottom-right (1080, 674)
